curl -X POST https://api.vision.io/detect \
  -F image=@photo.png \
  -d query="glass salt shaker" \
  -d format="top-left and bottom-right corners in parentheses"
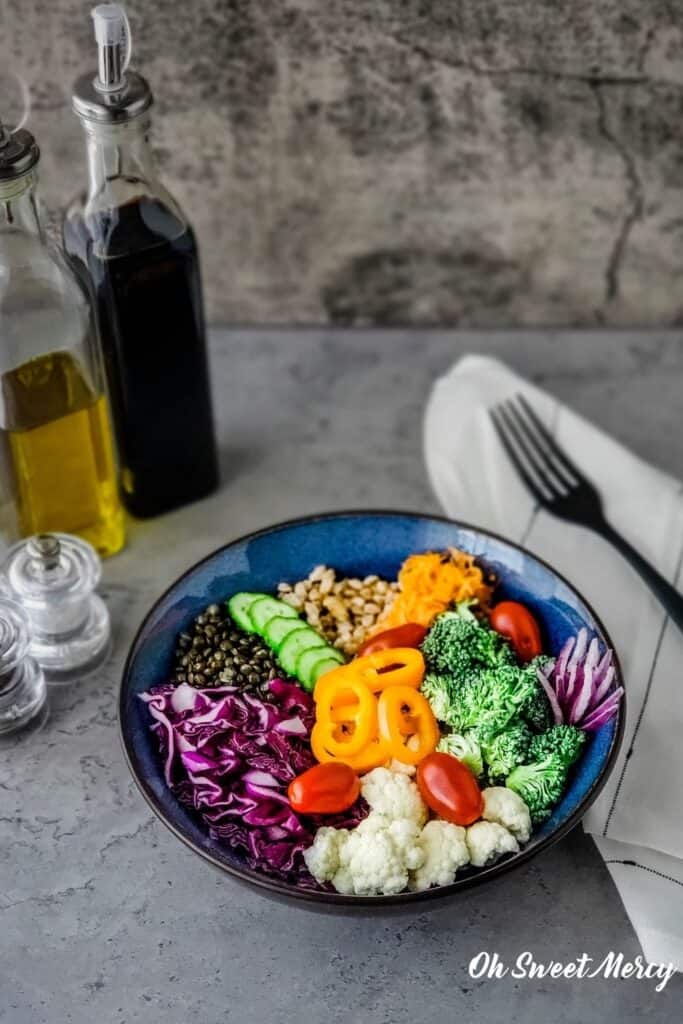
top-left (0, 596), bottom-right (46, 736)
top-left (0, 532), bottom-right (111, 684)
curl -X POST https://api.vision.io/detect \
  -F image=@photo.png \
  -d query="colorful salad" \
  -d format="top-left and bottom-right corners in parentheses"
top-left (141, 549), bottom-right (623, 896)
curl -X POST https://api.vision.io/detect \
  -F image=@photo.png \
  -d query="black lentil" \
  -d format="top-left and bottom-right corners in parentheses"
top-left (173, 602), bottom-right (285, 695)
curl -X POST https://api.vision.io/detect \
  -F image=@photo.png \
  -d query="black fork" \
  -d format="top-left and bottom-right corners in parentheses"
top-left (490, 394), bottom-right (683, 634)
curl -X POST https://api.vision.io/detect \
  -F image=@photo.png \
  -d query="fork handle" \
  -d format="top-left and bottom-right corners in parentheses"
top-left (596, 521), bottom-right (683, 633)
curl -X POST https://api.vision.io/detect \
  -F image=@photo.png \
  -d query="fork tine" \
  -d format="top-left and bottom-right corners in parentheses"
top-left (516, 394), bottom-right (581, 483)
top-left (498, 402), bottom-right (564, 498)
top-left (505, 398), bottom-right (575, 490)
top-left (490, 406), bottom-right (549, 502)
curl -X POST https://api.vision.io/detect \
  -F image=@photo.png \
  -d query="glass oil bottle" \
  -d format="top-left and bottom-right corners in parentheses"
top-left (0, 116), bottom-right (125, 557)
top-left (64, 4), bottom-right (219, 519)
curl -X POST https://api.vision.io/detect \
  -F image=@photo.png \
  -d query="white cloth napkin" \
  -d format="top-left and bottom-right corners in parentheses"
top-left (424, 354), bottom-right (683, 971)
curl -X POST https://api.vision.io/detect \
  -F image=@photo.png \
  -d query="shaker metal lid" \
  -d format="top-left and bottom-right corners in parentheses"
top-left (0, 121), bottom-right (40, 180)
top-left (72, 68), bottom-right (152, 124)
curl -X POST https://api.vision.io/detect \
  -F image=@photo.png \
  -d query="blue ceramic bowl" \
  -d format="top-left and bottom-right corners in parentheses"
top-left (120, 511), bottom-right (624, 908)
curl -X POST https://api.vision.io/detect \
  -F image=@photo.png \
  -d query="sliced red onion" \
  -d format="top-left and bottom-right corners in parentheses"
top-left (537, 666), bottom-right (564, 724)
top-left (569, 638), bottom-right (600, 725)
top-left (592, 660), bottom-right (616, 706)
top-left (580, 688), bottom-right (624, 730)
top-left (553, 635), bottom-right (575, 700)
top-left (542, 629), bottom-right (622, 730)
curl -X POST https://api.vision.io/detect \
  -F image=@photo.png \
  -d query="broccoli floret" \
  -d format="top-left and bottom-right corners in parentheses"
top-left (437, 731), bottom-right (484, 778)
top-left (421, 608), bottom-right (516, 683)
top-left (448, 664), bottom-right (538, 742)
top-left (518, 657), bottom-right (555, 733)
top-left (481, 722), bottom-right (533, 783)
top-left (528, 724), bottom-right (586, 768)
top-left (421, 672), bottom-right (462, 727)
top-left (505, 755), bottom-right (568, 823)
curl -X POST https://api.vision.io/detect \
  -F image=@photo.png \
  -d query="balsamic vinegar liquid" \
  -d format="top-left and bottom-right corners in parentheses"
top-left (63, 197), bottom-right (218, 518)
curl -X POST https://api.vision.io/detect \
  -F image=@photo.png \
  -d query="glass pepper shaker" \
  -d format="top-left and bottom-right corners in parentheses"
top-left (0, 596), bottom-right (46, 736)
top-left (0, 532), bottom-right (112, 684)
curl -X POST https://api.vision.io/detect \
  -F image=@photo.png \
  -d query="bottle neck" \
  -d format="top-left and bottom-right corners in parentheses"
top-left (83, 116), bottom-right (157, 203)
top-left (0, 172), bottom-right (44, 241)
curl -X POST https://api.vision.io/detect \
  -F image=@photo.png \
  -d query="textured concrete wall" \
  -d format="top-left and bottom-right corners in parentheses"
top-left (1, 1), bottom-right (682, 326)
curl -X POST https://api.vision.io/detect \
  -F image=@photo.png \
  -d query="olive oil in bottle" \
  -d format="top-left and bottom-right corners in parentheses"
top-left (0, 115), bottom-right (125, 557)
top-left (2, 351), bottom-right (123, 555)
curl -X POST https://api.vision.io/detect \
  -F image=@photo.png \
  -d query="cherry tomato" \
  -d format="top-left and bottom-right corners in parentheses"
top-left (489, 601), bottom-right (543, 663)
top-left (287, 762), bottom-right (360, 814)
top-left (416, 752), bottom-right (483, 826)
top-left (357, 622), bottom-right (428, 657)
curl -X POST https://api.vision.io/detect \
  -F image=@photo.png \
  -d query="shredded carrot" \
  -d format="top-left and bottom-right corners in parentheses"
top-left (374, 549), bottom-right (493, 631)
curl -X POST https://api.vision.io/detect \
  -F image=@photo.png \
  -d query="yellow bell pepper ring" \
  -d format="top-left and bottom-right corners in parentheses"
top-left (313, 665), bottom-right (352, 703)
top-left (313, 648), bottom-right (425, 706)
top-left (311, 725), bottom-right (392, 773)
top-left (354, 647), bottom-right (425, 692)
top-left (377, 685), bottom-right (439, 765)
top-left (314, 672), bottom-right (363, 711)
top-left (339, 736), bottom-right (393, 773)
top-left (314, 678), bottom-right (378, 758)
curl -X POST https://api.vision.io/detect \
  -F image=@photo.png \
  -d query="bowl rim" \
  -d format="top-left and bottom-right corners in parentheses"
top-left (119, 509), bottom-right (626, 907)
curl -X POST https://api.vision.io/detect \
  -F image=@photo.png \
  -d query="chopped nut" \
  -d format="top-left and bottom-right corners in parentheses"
top-left (279, 565), bottom-right (397, 654)
top-left (304, 601), bottom-right (320, 622)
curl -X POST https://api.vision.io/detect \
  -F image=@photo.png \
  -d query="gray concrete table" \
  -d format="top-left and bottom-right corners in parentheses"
top-left (3, 330), bottom-right (682, 1024)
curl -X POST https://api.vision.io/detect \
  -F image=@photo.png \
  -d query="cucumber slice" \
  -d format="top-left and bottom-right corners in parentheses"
top-left (297, 645), bottom-right (344, 691)
top-left (279, 627), bottom-right (327, 677)
top-left (249, 596), bottom-right (299, 634)
top-left (308, 654), bottom-right (347, 688)
top-left (227, 592), bottom-right (263, 633)
top-left (263, 615), bottom-right (303, 651)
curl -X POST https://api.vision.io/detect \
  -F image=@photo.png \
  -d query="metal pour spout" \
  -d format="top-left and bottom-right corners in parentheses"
top-left (92, 3), bottom-right (132, 93)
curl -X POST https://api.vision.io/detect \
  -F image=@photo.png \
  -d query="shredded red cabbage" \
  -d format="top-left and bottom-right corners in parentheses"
top-left (140, 678), bottom-right (366, 885)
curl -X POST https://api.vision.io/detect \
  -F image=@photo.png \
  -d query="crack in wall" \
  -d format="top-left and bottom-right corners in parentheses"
top-left (636, 26), bottom-right (658, 74)
top-left (591, 83), bottom-right (645, 307)
top-left (387, 36), bottom-right (683, 90)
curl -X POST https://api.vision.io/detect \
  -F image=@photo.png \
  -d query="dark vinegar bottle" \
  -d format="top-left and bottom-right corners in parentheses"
top-left (64, 5), bottom-right (218, 518)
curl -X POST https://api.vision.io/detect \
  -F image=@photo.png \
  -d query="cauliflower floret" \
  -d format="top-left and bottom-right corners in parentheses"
top-left (329, 864), bottom-right (355, 895)
top-left (386, 817), bottom-right (425, 871)
top-left (361, 767), bottom-right (428, 825)
top-left (466, 820), bottom-right (519, 867)
top-left (334, 823), bottom-right (409, 895)
top-left (303, 826), bottom-right (348, 882)
top-left (353, 814), bottom-right (422, 865)
top-left (481, 787), bottom-right (532, 843)
top-left (409, 819), bottom-right (470, 891)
